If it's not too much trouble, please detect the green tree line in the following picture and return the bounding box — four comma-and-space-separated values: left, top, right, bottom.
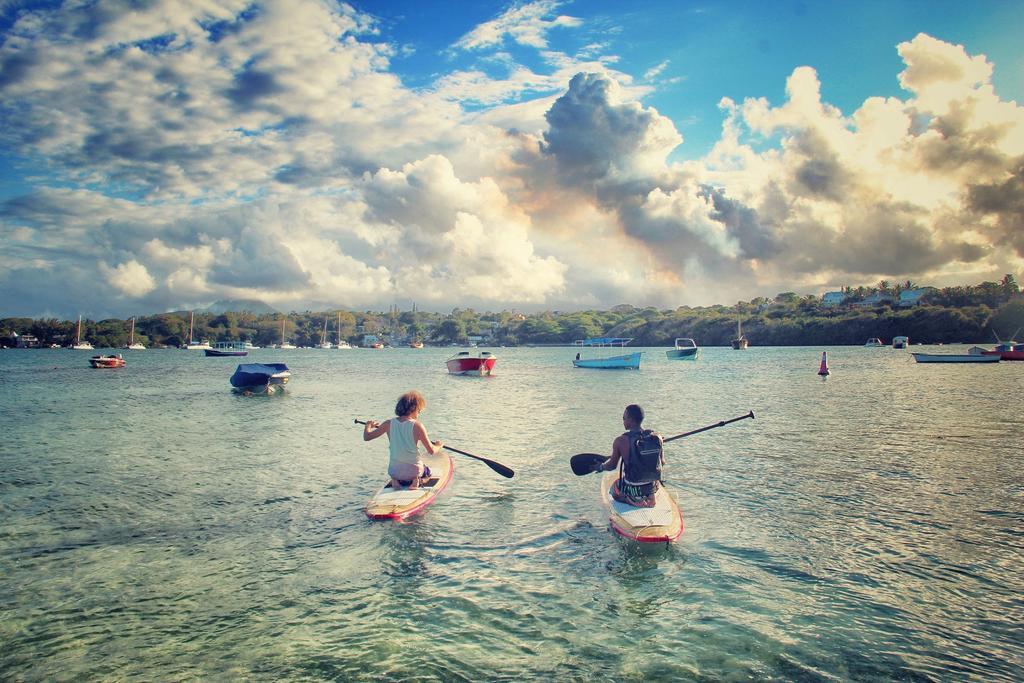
2, 277, 1021, 348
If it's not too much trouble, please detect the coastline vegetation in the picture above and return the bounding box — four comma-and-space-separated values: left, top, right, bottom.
2, 277, 1021, 349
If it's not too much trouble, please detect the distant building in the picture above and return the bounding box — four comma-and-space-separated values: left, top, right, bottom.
15, 333, 40, 348
898, 288, 932, 307
822, 291, 847, 306
855, 292, 894, 307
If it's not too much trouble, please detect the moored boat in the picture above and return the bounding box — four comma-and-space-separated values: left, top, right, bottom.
409, 341, 424, 349
573, 338, 642, 369
71, 315, 94, 350
125, 317, 145, 350
184, 311, 211, 350
229, 362, 291, 394
731, 315, 748, 350
365, 451, 454, 520
892, 335, 908, 349
911, 352, 999, 363
89, 354, 125, 368
981, 341, 1024, 361
599, 471, 683, 544
666, 337, 698, 360
864, 337, 885, 347
446, 350, 497, 375
205, 341, 249, 357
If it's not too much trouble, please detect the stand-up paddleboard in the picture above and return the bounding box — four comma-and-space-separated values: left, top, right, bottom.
365, 451, 454, 521
600, 471, 683, 543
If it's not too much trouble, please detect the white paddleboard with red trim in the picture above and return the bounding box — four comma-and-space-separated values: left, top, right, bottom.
600, 471, 683, 543
365, 451, 454, 521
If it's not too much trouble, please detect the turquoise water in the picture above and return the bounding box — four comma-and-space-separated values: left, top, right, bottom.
1, 345, 1022, 681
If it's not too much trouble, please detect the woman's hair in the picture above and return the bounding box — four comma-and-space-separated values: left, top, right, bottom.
395, 390, 426, 417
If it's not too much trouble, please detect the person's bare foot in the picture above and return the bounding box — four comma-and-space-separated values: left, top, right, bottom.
408, 477, 420, 490
390, 478, 402, 489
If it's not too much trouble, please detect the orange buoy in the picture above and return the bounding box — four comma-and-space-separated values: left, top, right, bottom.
818, 351, 830, 376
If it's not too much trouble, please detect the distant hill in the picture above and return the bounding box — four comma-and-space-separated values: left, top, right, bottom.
204, 299, 278, 315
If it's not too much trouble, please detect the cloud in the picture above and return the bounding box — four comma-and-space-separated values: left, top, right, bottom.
453, 0, 581, 51
102, 260, 157, 296
0, 1, 1021, 319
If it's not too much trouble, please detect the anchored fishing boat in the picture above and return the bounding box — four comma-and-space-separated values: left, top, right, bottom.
229, 362, 291, 394
892, 336, 908, 349
665, 338, 698, 360
446, 350, 497, 375
365, 450, 454, 520
572, 338, 642, 369
89, 354, 125, 368
864, 337, 885, 347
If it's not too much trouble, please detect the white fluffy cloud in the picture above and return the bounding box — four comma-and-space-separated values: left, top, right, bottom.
0, 1, 1020, 318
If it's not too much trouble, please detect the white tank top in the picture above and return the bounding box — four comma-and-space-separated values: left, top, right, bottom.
388, 418, 421, 467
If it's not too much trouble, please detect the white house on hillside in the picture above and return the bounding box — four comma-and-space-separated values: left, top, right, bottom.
822, 291, 847, 306
898, 288, 933, 306
855, 292, 895, 306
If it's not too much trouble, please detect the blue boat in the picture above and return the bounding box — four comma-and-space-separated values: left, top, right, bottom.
230, 363, 291, 394
572, 338, 643, 369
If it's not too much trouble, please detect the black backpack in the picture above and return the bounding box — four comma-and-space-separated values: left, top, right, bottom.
622, 429, 663, 484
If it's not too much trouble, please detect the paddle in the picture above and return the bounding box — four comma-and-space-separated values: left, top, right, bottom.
570, 411, 756, 475
354, 419, 514, 478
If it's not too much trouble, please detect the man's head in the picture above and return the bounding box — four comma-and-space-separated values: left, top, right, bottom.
622, 404, 644, 429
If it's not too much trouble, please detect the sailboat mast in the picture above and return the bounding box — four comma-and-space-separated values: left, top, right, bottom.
76, 315, 82, 345
280, 318, 285, 345
188, 311, 194, 344
337, 312, 341, 346
129, 317, 135, 345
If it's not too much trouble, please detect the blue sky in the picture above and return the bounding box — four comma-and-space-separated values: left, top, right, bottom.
1, 0, 1022, 318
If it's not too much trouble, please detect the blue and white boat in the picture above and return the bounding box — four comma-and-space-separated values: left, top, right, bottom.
230, 363, 291, 394
572, 338, 642, 369
666, 338, 699, 360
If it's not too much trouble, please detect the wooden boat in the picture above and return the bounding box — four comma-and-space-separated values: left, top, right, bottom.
573, 338, 642, 369
447, 350, 496, 375
71, 315, 94, 350
89, 354, 125, 368
599, 471, 683, 544
730, 316, 748, 350
230, 362, 291, 394
892, 336, 908, 349
205, 341, 248, 357
666, 337, 698, 360
365, 451, 454, 520
911, 352, 999, 363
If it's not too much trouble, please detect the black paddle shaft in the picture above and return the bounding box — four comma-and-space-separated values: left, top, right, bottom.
354, 419, 514, 478
663, 410, 755, 444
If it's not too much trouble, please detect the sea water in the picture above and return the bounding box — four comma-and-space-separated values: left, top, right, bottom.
1, 346, 1021, 681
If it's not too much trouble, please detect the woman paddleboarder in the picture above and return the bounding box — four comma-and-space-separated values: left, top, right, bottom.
362, 390, 444, 490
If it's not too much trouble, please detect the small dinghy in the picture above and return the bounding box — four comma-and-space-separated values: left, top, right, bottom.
365, 451, 454, 520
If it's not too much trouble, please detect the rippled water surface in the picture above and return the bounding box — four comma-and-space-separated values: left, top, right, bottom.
2, 345, 1022, 681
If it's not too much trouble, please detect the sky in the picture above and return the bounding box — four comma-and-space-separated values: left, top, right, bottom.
1, 0, 1022, 319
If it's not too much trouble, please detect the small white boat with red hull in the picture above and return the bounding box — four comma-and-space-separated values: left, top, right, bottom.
446, 350, 496, 375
